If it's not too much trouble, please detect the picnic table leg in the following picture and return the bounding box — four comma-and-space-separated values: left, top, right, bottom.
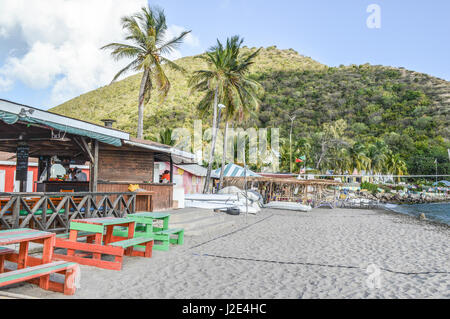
144, 241, 153, 258
104, 225, 114, 245
0, 255, 5, 273
163, 217, 169, 231
125, 222, 136, 256
17, 241, 29, 270
67, 229, 79, 257
92, 232, 103, 260
39, 236, 54, 290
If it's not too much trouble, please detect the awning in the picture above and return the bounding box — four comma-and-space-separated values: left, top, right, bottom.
214, 163, 261, 178
0, 100, 127, 147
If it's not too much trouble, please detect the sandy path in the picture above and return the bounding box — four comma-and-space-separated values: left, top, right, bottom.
3, 208, 449, 299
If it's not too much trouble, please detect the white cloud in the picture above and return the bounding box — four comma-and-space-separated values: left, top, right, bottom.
0, 0, 199, 106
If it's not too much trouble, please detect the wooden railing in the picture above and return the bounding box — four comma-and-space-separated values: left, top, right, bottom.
0, 192, 136, 232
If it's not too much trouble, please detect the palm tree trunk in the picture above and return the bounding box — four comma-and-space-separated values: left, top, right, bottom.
203, 87, 219, 194
137, 69, 150, 139
219, 121, 229, 190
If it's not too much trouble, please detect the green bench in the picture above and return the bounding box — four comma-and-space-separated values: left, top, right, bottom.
0, 261, 79, 295
113, 226, 184, 252
108, 237, 154, 258
153, 229, 184, 252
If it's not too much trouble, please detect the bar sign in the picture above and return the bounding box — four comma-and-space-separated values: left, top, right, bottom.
16, 142, 29, 181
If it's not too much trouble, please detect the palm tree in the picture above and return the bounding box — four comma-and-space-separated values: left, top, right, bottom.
189, 36, 262, 193
158, 128, 174, 146
386, 151, 408, 183
367, 139, 389, 175
349, 142, 371, 173
102, 5, 191, 139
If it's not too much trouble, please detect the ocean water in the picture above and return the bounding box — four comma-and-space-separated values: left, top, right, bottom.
384, 203, 450, 226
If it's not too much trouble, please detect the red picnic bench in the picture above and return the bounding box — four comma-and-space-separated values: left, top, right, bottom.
53, 217, 154, 271
0, 229, 79, 295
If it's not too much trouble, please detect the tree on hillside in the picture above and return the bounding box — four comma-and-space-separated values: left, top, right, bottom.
189, 36, 262, 193
102, 5, 191, 139
386, 151, 408, 183
158, 128, 174, 146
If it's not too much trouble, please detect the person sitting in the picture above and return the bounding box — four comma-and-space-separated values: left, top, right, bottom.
161, 170, 171, 184
74, 167, 87, 182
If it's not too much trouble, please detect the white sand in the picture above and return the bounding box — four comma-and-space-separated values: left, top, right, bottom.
3, 208, 450, 299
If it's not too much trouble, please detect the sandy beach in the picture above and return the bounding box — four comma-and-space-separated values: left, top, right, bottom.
2, 208, 449, 299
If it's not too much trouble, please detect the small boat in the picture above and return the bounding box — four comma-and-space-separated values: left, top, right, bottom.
264, 202, 312, 212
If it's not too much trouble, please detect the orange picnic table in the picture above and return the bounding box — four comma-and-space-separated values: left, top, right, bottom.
53, 217, 154, 271
0, 228, 79, 295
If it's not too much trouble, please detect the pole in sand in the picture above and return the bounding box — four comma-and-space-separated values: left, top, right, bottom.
244, 154, 248, 225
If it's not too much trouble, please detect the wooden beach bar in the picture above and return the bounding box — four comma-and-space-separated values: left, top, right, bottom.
223, 176, 342, 208
0, 99, 195, 232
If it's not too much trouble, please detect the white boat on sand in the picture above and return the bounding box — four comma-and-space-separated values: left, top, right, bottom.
264, 202, 312, 212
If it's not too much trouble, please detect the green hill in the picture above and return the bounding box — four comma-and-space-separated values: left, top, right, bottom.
52, 46, 450, 176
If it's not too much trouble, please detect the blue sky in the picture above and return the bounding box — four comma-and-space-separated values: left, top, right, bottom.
0, 0, 449, 110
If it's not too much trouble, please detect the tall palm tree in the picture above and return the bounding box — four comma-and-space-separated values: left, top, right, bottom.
102, 5, 191, 139
189, 36, 262, 193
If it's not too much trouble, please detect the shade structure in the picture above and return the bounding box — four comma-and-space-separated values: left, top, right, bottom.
214, 163, 261, 178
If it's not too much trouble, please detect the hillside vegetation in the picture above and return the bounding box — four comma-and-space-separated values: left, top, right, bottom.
52, 46, 450, 176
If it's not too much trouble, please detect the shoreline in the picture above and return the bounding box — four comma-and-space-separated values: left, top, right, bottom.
375, 206, 450, 230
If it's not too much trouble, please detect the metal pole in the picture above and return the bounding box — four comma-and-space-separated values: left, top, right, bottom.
244, 153, 248, 225
436, 159, 438, 184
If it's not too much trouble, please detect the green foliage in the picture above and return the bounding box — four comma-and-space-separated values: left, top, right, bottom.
51, 47, 450, 176
361, 182, 379, 194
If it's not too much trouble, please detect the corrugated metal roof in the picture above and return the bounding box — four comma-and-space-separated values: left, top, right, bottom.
177, 164, 208, 177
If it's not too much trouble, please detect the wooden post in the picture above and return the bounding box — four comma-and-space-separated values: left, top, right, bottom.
90, 140, 99, 193
93, 140, 99, 192
170, 157, 174, 184
46, 157, 51, 181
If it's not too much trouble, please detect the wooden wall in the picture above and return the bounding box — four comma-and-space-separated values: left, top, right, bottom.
98, 183, 173, 211
98, 150, 154, 183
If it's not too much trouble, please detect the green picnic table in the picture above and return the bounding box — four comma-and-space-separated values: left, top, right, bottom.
114, 213, 183, 252
129, 212, 171, 232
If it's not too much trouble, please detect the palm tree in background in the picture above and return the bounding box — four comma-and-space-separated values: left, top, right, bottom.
349, 142, 371, 173
189, 36, 262, 193
386, 151, 408, 183
158, 128, 174, 146
102, 5, 191, 139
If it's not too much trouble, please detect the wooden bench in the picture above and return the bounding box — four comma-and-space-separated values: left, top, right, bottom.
108, 237, 154, 258
0, 261, 79, 295
56, 231, 97, 240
